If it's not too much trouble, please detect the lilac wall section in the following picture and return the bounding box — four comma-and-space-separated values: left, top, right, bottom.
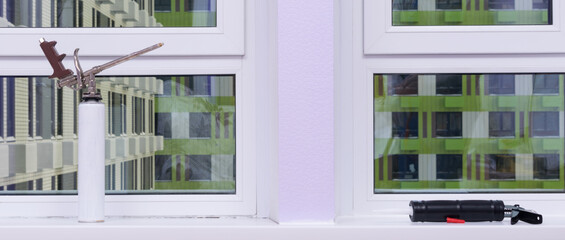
277, 0, 334, 223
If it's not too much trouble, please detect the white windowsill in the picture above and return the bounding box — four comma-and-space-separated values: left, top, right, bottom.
3, 215, 565, 240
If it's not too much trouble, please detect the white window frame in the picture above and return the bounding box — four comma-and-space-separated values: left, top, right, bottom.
0, 0, 244, 56
338, 0, 565, 218
364, 0, 564, 55
0, 0, 257, 217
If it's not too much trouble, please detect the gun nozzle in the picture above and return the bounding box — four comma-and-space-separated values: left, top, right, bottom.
158, 43, 164, 47
39, 38, 46, 43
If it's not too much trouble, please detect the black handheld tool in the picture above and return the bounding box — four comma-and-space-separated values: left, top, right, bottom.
409, 200, 542, 225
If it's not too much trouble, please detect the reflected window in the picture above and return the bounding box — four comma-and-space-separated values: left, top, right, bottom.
186, 76, 211, 96
436, 154, 462, 180
35, 78, 54, 140
392, 0, 550, 26
392, 112, 418, 138
3, 0, 216, 27
436, 74, 462, 95
533, 0, 550, 9
486, 154, 516, 180
187, 155, 212, 181
122, 160, 136, 190
0, 75, 234, 194
186, 0, 214, 11
149, 100, 154, 134
28, 78, 34, 137
111, 93, 125, 136
434, 112, 462, 137
158, 76, 173, 97
392, 0, 418, 10
487, 74, 515, 95
0, 78, 3, 138
388, 74, 418, 95
155, 112, 172, 139
489, 112, 515, 137
133, 97, 145, 135
531, 111, 559, 137
6, 78, 15, 138
57, 172, 77, 191
155, 0, 172, 12
391, 155, 419, 180
96, 11, 113, 28
155, 155, 172, 181
489, 0, 515, 10
56, 88, 63, 136
533, 74, 559, 95
190, 112, 211, 138
436, 0, 462, 10
534, 154, 560, 179
374, 73, 565, 193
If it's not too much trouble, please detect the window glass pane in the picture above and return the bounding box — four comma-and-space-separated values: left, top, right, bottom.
0, 75, 235, 194
111, 92, 123, 136
533, 154, 559, 179
533, 74, 559, 94
1, 0, 217, 28
393, 0, 418, 10
437, 0, 462, 10
391, 154, 419, 180
35, 77, 54, 140
436, 154, 463, 179
531, 111, 559, 137
0, 78, 3, 138
374, 73, 564, 193
6, 78, 15, 138
392, 0, 551, 26
489, 112, 515, 137
186, 155, 212, 181
387, 74, 418, 95
392, 112, 419, 138
487, 74, 515, 95
186, 76, 212, 96
488, 0, 515, 10
486, 154, 516, 180
434, 112, 462, 137
155, 155, 172, 181
533, 0, 550, 9
436, 74, 462, 95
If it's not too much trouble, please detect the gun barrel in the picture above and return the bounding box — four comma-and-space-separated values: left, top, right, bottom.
90, 43, 164, 75
57, 75, 79, 89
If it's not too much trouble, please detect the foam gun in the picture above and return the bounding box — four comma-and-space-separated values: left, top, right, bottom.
409, 200, 543, 225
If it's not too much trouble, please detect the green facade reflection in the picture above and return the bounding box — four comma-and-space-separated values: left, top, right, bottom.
392, 0, 551, 26
374, 74, 564, 193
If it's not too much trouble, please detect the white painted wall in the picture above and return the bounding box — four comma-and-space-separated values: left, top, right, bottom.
277, 0, 334, 223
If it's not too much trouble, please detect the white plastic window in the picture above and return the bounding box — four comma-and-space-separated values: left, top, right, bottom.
338, 0, 565, 217
0, 0, 255, 217
364, 0, 564, 54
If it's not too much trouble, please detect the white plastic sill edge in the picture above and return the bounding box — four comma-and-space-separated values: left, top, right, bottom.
1, 215, 565, 240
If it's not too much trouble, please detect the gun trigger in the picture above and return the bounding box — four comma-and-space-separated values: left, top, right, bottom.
511, 209, 543, 225
39, 38, 73, 80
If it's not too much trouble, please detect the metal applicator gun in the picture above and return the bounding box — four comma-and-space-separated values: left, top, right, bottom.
39, 38, 162, 223
409, 200, 543, 225
39, 38, 163, 100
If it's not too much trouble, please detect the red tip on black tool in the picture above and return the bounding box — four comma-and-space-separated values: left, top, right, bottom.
39, 38, 73, 79
446, 217, 465, 224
